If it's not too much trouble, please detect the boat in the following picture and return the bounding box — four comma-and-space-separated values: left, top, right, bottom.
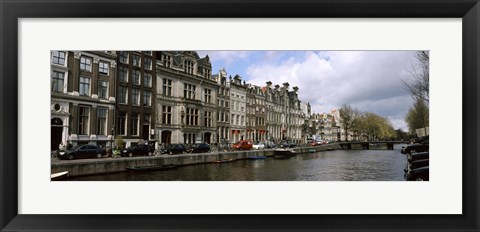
51, 171, 69, 181
246, 156, 267, 160
212, 158, 234, 163
308, 148, 316, 153
126, 164, 178, 171
274, 148, 296, 158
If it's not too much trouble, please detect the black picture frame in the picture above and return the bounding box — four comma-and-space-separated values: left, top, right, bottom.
1, 0, 479, 231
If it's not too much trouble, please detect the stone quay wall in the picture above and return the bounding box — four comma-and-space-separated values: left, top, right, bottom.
51, 144, 340, 177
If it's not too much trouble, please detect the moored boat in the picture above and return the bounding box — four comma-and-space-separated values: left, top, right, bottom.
212, 158, 234, 163
51, 171, 69, 181
126, 164, 178, 171
274, 148, 296, 158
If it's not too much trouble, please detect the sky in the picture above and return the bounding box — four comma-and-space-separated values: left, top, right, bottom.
197, 51, 421, 131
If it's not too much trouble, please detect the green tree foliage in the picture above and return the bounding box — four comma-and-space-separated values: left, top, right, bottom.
353, 112, 395, 141
339, 104, 360, 141
405, 97, 429, 134
114, 136, 125, 149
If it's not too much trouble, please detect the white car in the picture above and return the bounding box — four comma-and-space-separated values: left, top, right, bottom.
252, 142, 265, 150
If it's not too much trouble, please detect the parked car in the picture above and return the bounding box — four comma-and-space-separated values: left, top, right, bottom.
58, 144, 106, 160
401, 137, 429, 154
190, 143, 211, 153
165, 144, 187, 155
279, 140, 296, 148
265, 141, 276, 149
121, 144, 155, 157
309, 140, 318, 146
405, 166, 429, 181
252, 142, 265, 150
232, 140, 253, 150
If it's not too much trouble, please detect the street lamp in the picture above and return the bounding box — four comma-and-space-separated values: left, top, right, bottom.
111, 127, 115, 155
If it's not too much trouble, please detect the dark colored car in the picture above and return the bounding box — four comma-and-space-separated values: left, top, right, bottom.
405, 166, 429, 181
58, 144, 106, 160
407, 152, 429, 163
121, 144, 155, 157
401, 138, 429, 154
279, 141, 296, 148
190, 143, 211, 153
165, 144, 187, 155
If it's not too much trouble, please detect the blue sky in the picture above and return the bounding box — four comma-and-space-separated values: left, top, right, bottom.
197, 51, 420, 131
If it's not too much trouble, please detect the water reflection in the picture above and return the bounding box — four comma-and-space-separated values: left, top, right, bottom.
70, 145, 407, 181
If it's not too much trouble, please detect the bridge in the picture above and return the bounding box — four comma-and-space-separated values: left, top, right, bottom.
337, 141, 406, 150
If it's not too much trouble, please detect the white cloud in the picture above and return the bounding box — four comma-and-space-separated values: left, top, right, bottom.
245, 51, 418, 130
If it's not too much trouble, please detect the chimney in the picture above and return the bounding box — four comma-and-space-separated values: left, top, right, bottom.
293, 86, 299, 92
283, 82, 290, 89
274, 85, 280, 90
266, 81, 272, 87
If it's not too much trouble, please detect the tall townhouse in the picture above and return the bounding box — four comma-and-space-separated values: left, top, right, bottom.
287, 86, 303, 143
212, 68, 230, 144
115, 51, 156, 147
245, 84, 255, 141
246, 85, 267, 142
50, 51, 117, 150
156, 51, 216, 145
229, 75, 247, 142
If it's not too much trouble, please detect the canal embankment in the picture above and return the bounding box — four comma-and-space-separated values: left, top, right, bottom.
51, 143, 341, 177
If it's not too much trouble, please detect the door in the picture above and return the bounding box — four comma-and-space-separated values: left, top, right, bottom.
51, 118, 63, 151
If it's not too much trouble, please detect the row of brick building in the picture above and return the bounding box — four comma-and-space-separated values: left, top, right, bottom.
50, 51, 310, 150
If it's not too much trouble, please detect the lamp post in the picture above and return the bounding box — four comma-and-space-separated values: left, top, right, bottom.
110, 127, 115, 155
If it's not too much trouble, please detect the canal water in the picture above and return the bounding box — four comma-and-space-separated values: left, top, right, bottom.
70, 144, 408, 181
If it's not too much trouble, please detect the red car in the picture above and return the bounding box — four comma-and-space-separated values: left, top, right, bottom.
232, 140, 253, 150
309, 140, 318, 146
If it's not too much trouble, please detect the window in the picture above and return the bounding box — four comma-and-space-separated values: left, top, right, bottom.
51, 71, 64, 92
143, 51, 152, 55
162, 105, 172, 124
99, 61, 109, 75
79, 77, 90, 96
204, 111, 212, 127
143, 73, 152, 87
97, 108, 107, 135
80, 56, 92, 71
118, 66, 128, 82
186, 108, 198, 126
132, 54, 141, 67
163, 79, 172, 96
52, 51, 66, 65
162, 54, 172, 67
231, 114, 235, 124
184, 84, 196, 99
98, 80, 108, 99
204, 68, 211, 79
204, 88, 212, 104
225, 113, 229, 122
143, 90, 151, 106
225, 100, 229, 108
119, 52, 129, 64
184, 60, 194, 74
237, 115, 240, 125
144, 57, 152, 70
131, 89, 140, 105
118, 112, 126, 135
78, 106, 90, 135
118, 86, 127, 104
132, 70, 140, 85
241, 116, 245, 126
130, 113, 139, 135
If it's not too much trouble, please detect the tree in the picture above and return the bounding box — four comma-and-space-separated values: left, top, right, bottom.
339, 104, 360, 141
405, 97, 429, 135
402, 51, 429, 102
